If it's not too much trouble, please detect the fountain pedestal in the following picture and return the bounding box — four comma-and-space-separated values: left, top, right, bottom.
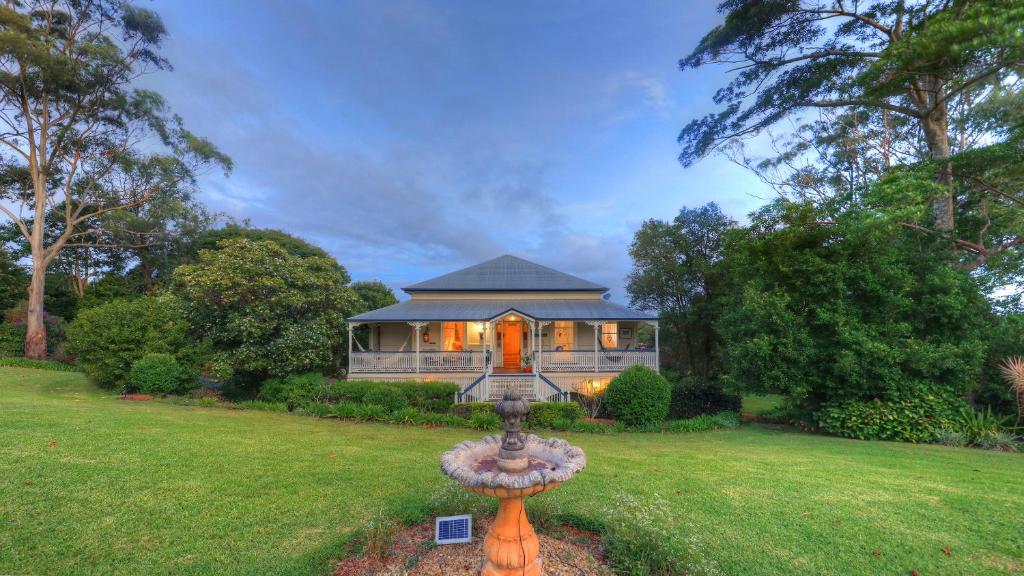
470, 483, 560, 576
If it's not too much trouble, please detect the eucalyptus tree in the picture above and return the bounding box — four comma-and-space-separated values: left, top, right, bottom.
0, 1, 229, 358
680, 1, 1024, 270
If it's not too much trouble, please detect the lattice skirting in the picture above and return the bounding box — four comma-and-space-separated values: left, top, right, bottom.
347, 372, 481, 387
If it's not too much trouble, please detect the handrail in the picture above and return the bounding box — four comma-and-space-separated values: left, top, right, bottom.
458, 374, 487, 403
537, 373, 568, 402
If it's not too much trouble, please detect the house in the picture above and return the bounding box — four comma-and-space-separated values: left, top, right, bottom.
347, 255, 659, 402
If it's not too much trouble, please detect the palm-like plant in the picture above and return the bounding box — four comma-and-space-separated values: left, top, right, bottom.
999, 356, 1024, 422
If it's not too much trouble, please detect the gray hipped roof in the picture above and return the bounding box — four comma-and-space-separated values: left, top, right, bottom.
349, 298, 657, 322
403, 255, 607, 293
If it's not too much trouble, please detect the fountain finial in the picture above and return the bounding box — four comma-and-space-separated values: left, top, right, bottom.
494, 389, 530, 471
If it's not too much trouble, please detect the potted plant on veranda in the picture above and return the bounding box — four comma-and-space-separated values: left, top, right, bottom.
521, 352, 533, 373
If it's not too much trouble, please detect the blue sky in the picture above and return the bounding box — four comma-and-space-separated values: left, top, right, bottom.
143, 0, 772, 301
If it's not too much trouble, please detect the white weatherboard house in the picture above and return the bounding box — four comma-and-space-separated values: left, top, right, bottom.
347, 255, 659, 402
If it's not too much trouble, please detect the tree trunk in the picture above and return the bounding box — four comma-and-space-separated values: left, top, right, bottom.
921, 107, 955, 231
24, 260, 47, 359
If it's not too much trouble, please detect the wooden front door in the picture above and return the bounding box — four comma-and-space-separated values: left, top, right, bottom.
502, 320, 521, 369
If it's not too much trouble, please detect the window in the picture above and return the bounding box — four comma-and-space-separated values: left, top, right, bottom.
600, 322, 618, 349
466, 322, 486, 347
443, 322, 465, 351
553, 321, 574, 350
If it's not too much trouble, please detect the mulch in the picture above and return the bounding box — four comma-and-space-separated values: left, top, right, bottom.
333, 516, 611, 576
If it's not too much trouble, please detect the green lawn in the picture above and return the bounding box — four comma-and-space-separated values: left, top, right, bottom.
2, 368, 1022, 575
742, 393, 785, 415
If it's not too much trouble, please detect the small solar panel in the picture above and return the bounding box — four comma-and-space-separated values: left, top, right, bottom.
435, 514, 472, 545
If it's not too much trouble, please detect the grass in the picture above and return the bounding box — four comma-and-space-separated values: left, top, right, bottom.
742, 393, 785, 415
2, 368, 1022, 575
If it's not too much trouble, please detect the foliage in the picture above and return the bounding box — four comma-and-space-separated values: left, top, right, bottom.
574, 379, 605, 419
353, 404, 388, 422
325, 380, 458, 413
978, 431, 1019, 453
351, 280, 399, 313
955, 407, 1012, 448
468, 411, 502, 431
127, 354, 190, 395
678, 0, 1024, 274
668, 374, 742, 419
387, 407, 421, 425
65, 296, 202, 389
171, 238, 359, 379
628, 203, 734, 379
363, 386, 409, 413
0, 0, 230, 359
184, 224, 340, 267
0, 248, 26, 313
816, 396, 963, 443
0, 357, 79, 371
604, 365, 672, 426
718, 202, 990, 413
936, 430, 967, 448
258, 372, 334, 409
525, 402, 585, 429
236, 400, 288, 413
331, 402, 359, 420
978, 314, 1024, 417
600, 491, 716, 576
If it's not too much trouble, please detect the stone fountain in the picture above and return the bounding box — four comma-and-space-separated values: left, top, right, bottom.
440, 391, 586, 576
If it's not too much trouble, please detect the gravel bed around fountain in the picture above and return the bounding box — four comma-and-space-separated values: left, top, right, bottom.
332, 516, 611, 576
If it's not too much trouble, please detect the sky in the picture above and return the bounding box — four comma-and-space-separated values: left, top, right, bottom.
142, 0, 773, 302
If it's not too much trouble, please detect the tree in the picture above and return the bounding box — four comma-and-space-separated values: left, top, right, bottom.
716, 200, 989, 410
680, 1, 1024, 264
170, 239, 360, 381
626, 203, 734, 382
0, 245, 26, 312
351, 280, 398, 312
0, 1, 229, 358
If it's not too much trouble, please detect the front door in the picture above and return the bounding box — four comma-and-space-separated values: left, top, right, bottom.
502, 320, 521, 369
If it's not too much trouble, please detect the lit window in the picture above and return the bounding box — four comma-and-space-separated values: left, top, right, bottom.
443, 322, 465, 351
601, 322, 618, 349
466, 322, 485, 346
553, 321, 574, 350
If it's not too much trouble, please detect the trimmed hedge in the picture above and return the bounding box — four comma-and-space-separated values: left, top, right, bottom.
816, 395, 963, 443
363, 386, 409, 412
329, 380, 459, 413
604, 365, 671, 426
450, 401, 585, 428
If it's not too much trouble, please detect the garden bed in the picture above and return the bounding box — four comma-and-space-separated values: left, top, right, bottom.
332, 515, 610, 576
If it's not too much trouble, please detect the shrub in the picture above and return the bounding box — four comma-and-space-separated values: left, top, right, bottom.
238, 400, 288, 413
66, 296, 202, 389
388, 407, 421, 425
363, 385, 409, 413
668, 376, 742, 419
935, 429, 967, 447
816, 395, 963, 443
956, 406, 1011, 446
0, 357, 79, 371
450, 402, 495, 419
354, 404, 388, 422
712, 411, 741, 428
979, 431, 1019, 452
664, 414, 718, 433
332, 401, 359, 419
418, 412, 468, 427
468, 411, 501, 431
332, 380, 458, 413
127, 353, 191, 395
527, 402, 585, 429
258, 372, 331, 409
0, 321, 23, 357
604, 365, 671, 426
298, 401, 332, 418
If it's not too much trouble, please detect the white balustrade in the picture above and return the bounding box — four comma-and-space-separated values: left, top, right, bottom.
539, 350, 656, 372
349, 351, 485, 373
